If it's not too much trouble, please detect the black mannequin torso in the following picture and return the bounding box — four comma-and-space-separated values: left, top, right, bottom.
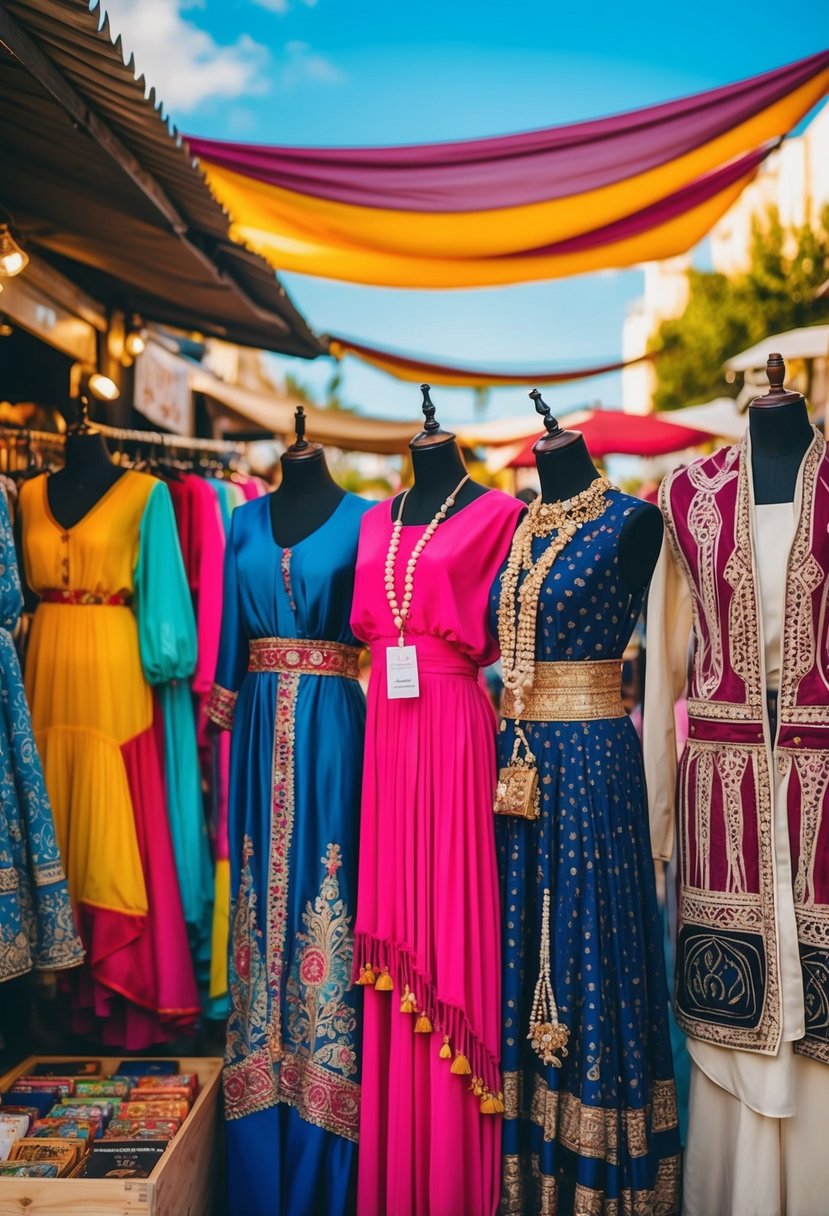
392, 440, 488, 524
535, 436, 663, 595
47, 432, 126, 531
749, 399, 813, 504
269, 449, 345, 548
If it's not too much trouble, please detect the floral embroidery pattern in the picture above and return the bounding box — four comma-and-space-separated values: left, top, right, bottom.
281, 548, 297, 614
223, 836, 278, 1119
223, 703, 361, 1137
205, 683, 237, 732
266, 673, 300, 1063
225, 673, 300, 1118
282, 844, 360, 1138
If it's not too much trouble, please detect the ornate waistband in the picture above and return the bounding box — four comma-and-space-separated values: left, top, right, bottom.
248, 638, 361, 680
502, 659, 623, 722
40, 588, 131, 607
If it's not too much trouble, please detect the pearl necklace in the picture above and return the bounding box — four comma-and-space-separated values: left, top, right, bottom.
385, 474, 470, 646
498, 477, 613, 715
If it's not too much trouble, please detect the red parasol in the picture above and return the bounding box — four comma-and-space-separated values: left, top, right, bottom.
507, 410, 711, 466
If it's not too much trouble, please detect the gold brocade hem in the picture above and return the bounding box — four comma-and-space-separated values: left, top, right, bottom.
279, 1051, 360, 1142
501, 660, 623, 722
502, 1151, 681, 1216
205, 683, 237, 731
503, 1072, 679, 1164
248, 637, 361, 680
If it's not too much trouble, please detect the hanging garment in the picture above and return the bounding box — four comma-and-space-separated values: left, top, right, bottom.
168, 473, 226, 996
350, 488, 523, 1216
644, 429, 829, 1211
207, 491, 371, 1216
493, 488, 680, 1216
645, 431, 829, 1062
19, 470, 200, 1047
0, 487, 83, 982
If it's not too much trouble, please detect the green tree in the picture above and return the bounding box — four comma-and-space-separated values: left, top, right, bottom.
651, 205, 829, 411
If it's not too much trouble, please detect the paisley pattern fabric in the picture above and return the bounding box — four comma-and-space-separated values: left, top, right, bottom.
491, 489, 681, 1215
0, 486, 83, 982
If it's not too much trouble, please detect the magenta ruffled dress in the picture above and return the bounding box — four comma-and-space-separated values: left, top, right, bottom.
351, 490, 523, 1216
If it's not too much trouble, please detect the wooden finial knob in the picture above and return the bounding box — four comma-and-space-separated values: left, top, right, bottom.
748, 351, 804, 410
293, 405, 308, 450
420, 384, 440, 432
766, 353, 786, 390
530, 388, 562, 436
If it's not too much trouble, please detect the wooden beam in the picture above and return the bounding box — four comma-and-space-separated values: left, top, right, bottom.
0, 5, 290, 336
0, 6, 186, 236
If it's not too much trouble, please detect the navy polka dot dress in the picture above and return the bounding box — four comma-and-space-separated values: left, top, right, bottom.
491, 490, 681, 1215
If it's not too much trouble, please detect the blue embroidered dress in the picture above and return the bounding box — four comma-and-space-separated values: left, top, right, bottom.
0, 487, 83, 982
207, 492, 371, 1216
491, 489, 681, 1215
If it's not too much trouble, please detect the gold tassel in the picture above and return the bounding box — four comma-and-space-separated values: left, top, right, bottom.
480, 1090, 505, 1115
470, 1076, 484, 1097
399, 986, 417, 1014
439, 1035, 452, 1060
375, 967, 394, 991
414, 1013, 433, 1034
450, 1053, 471, 1075
356, 964, 376, 986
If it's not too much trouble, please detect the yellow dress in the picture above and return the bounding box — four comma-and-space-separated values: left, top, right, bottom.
20, 469, 200, 1047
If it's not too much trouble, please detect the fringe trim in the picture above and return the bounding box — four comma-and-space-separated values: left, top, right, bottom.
354, 932, 502, 1100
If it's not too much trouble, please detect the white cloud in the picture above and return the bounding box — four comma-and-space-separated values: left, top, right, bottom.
100, 0, 270, 113
281, 39, 344, 88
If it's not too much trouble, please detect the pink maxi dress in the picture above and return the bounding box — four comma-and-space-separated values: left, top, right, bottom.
351, 489, 523, 1216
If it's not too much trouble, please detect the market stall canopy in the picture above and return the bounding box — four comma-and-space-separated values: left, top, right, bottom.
189, 368, 419, 456
0, 0, 321, 357
658, 397, 746, 440
327, 334, 652, 388
506, 410, 713, 468
187, 51, 829, 288
725, 325, 829, 372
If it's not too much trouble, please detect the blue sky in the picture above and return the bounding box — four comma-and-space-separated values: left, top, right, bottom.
102, 0, 828, 424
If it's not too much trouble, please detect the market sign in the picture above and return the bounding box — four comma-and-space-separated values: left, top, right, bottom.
0, 272, 98, 364
134, 342, 193, 435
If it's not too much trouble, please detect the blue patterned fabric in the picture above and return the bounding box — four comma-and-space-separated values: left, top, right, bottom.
212, 493, 371, 1216
490, 489, 681, 1214
0, 487, 84, 982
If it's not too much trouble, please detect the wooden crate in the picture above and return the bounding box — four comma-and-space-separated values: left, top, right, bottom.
0, 1056, 222, 1216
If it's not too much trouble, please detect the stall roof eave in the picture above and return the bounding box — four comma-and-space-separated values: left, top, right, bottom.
0, 0, 322, 357
725, 325, 829, 372
190, 370, 418, 456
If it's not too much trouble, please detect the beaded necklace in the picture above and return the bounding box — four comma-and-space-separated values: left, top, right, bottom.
385, 474, 470, 646
498, 476, 613, 714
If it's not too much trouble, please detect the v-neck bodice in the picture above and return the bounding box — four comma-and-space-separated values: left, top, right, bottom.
227, 492, 371, 646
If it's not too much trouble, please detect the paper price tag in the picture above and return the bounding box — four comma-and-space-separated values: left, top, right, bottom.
386, 645, 420, 699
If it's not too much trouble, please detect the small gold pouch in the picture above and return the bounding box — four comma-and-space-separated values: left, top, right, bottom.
494, 727, 540, 819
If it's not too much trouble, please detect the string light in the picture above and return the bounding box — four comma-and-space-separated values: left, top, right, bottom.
0, 225, 29, 278
86, 372, 120, 402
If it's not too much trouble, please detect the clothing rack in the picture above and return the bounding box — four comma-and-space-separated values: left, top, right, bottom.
0, 423, 246, 455
98, 424, 246, 455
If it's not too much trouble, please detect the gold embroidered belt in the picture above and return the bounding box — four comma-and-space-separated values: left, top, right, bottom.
502, 660, 624, 722
248, 638, 361, 680
40, 588, 131, 606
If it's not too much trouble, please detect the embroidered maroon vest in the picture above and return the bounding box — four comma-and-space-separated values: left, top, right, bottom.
662, 431, 829, 1062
